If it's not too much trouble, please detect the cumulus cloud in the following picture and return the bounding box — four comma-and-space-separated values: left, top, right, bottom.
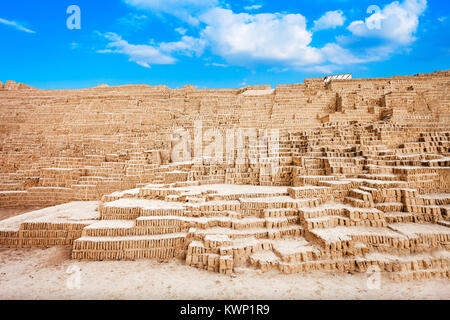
347, 0, 427, 44
199, 8, 323, 67
97, 32, 205, 68
98, 32, 175, 67
321, 43, 368, 65
0, 17, 35, 33
313, 10, 346, 31
159, 36, 207, 57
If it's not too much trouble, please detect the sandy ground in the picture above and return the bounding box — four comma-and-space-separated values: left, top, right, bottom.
0, 246, 449, 300
0, 207, 46, 221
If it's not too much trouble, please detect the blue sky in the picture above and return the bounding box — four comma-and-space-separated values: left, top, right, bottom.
0, 0, 448, 89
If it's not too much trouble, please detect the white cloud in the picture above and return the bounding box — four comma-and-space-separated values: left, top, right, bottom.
347, 0, 427, 44
159, 36, 206, 57
199, 8, 323, 67
313, 10, 346, 31
97, 32, 206, 68
206, 62, 228, 67
175, 27, 187, 35
244, 5, 263, 11
124, 0, 218, 25
118, 13, 148, 29
321, 43, 368, 65
438, 16, 447, 22
98, 32, 176, 68
0, 17, 35, 33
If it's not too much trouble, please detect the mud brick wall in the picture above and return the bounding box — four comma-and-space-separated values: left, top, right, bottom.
0, 71, 449, 207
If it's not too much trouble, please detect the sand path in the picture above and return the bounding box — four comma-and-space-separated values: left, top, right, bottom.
0, 246, 448, 300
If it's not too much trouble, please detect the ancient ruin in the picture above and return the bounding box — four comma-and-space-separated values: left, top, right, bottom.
0, 71, 449, 281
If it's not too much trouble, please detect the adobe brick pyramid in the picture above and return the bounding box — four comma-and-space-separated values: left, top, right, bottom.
0, 72, 449, 281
